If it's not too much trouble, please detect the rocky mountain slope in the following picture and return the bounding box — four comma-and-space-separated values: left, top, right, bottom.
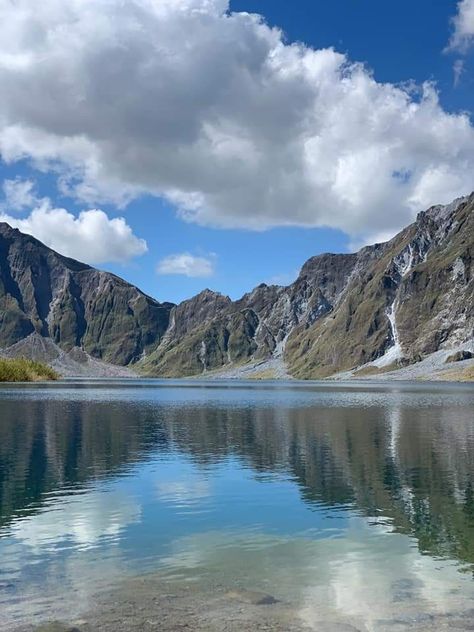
0, 194, 472, 378
141, 194, 473, 378
0, 223, 173, 366
287, 195, 474, 377
139, 253, 360, 376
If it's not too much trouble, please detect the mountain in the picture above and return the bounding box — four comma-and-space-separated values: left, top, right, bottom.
0, 223, 174, 367
139, 254, 359, 376
287, 195, 474, 377
0, 194, 473, 378
141, 194, 473, 378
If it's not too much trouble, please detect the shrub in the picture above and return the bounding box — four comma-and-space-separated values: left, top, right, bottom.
0, 358, 59, 382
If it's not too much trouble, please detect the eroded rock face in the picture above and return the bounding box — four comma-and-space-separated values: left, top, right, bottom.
287, 195, 474, 377
145, 194, 473, 378
1, 193, 473, 378
0, 224, 174, 365
140, 254, 359, 376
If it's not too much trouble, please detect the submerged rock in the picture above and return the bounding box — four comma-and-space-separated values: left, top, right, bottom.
36, 623, 82, 632
226, 589, 279, 605
313, 625, 361, 632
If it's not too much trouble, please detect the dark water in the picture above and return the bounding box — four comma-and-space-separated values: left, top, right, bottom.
1, 379, 474, 629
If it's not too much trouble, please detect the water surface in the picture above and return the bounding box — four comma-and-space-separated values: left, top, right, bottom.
1, 379, 474, 630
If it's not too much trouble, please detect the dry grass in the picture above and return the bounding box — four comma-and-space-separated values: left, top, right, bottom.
436, 365, 474, 383
352, 362, 399, 377
0, 357, 59, 382
247, 368, 278, 380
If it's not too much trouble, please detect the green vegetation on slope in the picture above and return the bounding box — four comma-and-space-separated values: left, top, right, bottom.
0, 357, 59, 382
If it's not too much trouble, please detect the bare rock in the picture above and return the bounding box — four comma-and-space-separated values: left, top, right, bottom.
446, 350, 473, 363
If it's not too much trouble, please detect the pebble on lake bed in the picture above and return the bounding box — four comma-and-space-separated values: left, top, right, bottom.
225, 589, 279, 605
35, 623, 82, 632
312, 624, 362, 632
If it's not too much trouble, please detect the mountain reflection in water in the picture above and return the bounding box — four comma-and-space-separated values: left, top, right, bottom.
0, 380, 474, 628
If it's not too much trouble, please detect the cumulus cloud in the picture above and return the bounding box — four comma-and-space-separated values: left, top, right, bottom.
0, 0, 473, 243
0, 198, 147, 264
2, 177, 37, 211
156, 252, 215, 277
447, 0, 474, 52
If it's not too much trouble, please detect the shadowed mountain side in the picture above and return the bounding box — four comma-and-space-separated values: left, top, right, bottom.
0, 223, 174, 366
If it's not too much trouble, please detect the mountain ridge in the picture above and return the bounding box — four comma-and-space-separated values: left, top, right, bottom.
0, 221, 174, 366
0, 194, 473, 379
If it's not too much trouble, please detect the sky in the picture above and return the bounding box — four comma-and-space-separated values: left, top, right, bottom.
0, 0, 473, 304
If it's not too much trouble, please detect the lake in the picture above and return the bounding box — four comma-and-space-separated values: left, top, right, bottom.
1, 379, 474, 631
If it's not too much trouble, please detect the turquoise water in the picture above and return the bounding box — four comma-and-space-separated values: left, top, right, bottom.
1, 379, 474, 629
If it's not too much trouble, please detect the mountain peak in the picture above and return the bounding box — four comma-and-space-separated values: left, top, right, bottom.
0, 225, 173, 364
423, 193, 472, 223
198, 288, 229, 299
0, 221, 19, 236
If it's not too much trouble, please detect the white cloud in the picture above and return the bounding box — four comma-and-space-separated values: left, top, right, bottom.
0, 1, 473, 244
156, 252, 215, 277
0, 200, 147, 264
156, 479, 212, 504
447, 0, 474, 52
453, 59, 465, 87
9, 488, 141, 552
149, 518, 474, 630
2, 177, 37, 211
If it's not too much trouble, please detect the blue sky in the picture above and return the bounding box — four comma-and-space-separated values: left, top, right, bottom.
0, 0, 473, 304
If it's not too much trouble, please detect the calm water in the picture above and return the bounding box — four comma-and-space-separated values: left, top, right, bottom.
1, 379, 474, 630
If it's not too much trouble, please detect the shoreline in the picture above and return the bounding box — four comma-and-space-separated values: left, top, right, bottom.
13, 570, 474, 632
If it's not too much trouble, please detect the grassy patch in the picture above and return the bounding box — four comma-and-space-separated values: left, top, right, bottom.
0, 358, 59, 382
436, 365, 474, 382
353, 365, 383, 377
353, 362, 400, 377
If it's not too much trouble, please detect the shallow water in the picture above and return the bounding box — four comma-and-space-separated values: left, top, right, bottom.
1, 379, 474, 630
